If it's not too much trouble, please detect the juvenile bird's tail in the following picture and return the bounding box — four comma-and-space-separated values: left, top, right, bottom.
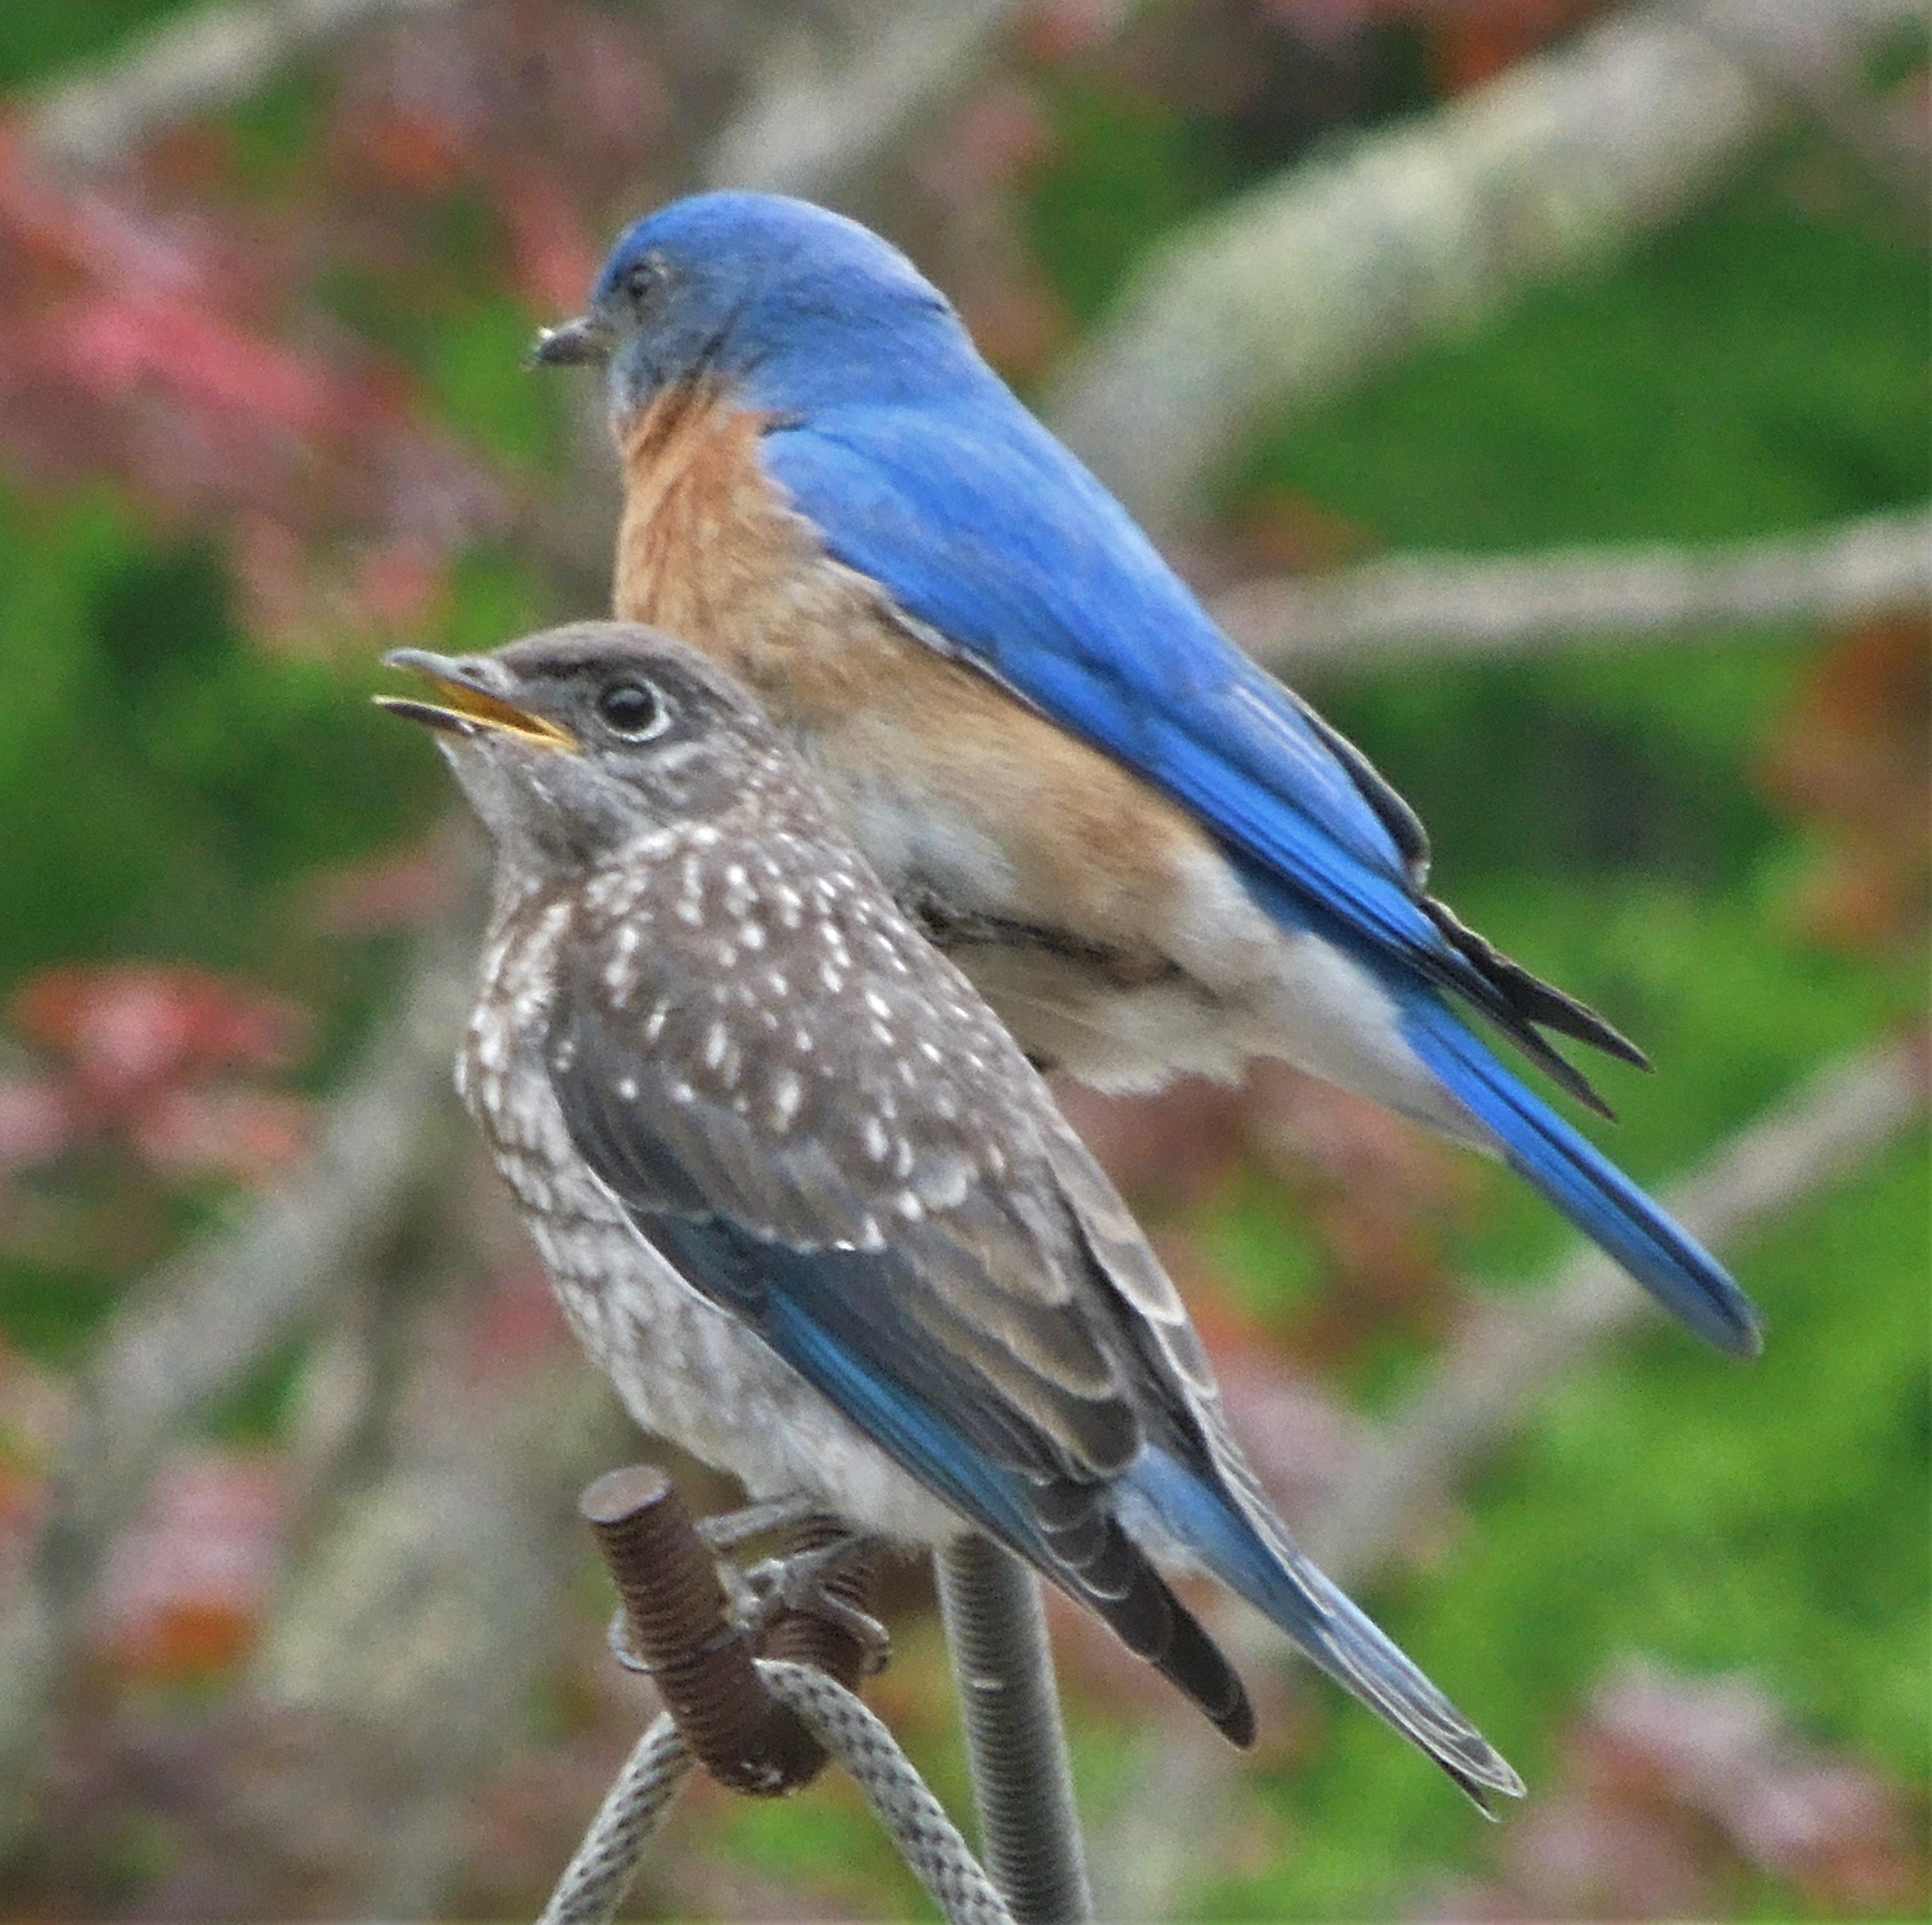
1126, 1453, 1524, 1811
1398, 993, 1762, 1356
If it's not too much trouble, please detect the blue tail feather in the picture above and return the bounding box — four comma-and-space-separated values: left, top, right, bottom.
1399, 992, 1762, 1356
1126, 1452, 1524, 1809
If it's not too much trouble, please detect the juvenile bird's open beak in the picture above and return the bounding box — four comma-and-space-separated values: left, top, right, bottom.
374, 650, 579, 751
527, 313, 614, 368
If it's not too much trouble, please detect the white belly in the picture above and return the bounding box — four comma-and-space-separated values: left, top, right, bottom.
907, 836, 1491, 1148
530, 1206, 962, 1546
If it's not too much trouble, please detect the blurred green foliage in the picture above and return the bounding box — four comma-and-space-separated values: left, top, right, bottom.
0, 485, 445, 982
0, 0, 178, 89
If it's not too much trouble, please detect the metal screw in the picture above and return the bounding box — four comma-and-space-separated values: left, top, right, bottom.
938, 1536, 1092, 1923
579, 1465, 823, 1797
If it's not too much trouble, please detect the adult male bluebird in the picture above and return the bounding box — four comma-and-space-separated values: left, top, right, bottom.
531, 192, 1761, 1359
377, 618, 1524, 1806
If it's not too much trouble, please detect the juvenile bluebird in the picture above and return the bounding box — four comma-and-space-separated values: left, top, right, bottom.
377, 618, 1525, 1806
530, 192, 1761, 1358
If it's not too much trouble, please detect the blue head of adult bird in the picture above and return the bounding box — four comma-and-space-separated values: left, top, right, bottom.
529, 191, 1761, 1361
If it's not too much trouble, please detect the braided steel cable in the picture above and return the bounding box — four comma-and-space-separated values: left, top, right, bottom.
761, 1659, 1015, 1925
537, 1713, 693, 1925
534, 1667, 1016, 1925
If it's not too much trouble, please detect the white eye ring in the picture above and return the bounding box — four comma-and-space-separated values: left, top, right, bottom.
596, 679, 671, 742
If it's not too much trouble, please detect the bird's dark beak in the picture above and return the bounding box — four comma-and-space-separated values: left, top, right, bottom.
374, 649, 579, 751
527, 313, 614, 369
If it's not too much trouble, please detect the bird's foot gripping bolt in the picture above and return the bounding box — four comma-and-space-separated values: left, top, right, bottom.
745, 1528, 892, 1679
695, 1492, 822, 1554
579, 1466, 881, 1795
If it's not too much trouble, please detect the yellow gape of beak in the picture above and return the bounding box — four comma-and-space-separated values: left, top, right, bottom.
374, 650, 579, 751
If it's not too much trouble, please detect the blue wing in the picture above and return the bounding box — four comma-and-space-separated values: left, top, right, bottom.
762, 405, 1656, 1101
764, 404, 1451, 966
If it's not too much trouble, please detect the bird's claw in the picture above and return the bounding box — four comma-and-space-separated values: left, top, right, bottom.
605, 1606, 650, 1674
714, 1556, 766, 1630
796, 1592, 892, 1675
694, 1493, 822, 1554
741, 1536, 892, 1673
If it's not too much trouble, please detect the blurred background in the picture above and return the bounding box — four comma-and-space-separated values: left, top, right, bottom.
0, 0, 1925, 1917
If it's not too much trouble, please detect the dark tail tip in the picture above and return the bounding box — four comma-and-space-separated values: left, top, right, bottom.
1158, 1598, 1256, 1746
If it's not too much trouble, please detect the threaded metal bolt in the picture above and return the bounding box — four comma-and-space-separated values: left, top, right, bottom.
938, 1536, 1092, 1923
579, 1466, 822, 1797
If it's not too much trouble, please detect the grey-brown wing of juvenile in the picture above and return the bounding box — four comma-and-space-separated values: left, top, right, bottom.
546, 820, 1252, 1742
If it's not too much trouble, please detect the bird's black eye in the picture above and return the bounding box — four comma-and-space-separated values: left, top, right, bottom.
596, 679, 666, 740
622, 255, 662, 309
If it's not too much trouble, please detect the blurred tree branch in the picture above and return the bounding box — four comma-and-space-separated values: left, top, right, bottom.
1213, 506, 1932, 669
1043, 0, 1924, 532
1685, 0, 1931, 235
229, 1362, 622, 1916
1310, 1036, 1927, 1586
701, 0, 1032, 208
25, 0, 472, 172
0, 917, 477, 1846
24, 0, 1047, 210
44, 919, 475, 1576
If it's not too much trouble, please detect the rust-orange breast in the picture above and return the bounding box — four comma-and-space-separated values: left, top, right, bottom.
609, 380, 1213, 963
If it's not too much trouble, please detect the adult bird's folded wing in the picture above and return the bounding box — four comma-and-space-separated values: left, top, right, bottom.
762, 409, 1644, 1098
